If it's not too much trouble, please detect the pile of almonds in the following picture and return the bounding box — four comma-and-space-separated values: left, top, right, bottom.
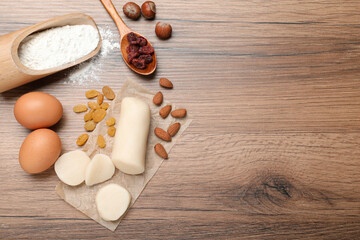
153, 78, 187, 159
73, 86, 116, 148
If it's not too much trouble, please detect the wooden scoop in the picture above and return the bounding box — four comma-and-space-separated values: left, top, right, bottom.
100, 0, 157, 75
0, 13, 102, 93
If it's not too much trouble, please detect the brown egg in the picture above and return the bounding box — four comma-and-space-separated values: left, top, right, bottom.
19, 129, 62, 174
14, 92, 63, 129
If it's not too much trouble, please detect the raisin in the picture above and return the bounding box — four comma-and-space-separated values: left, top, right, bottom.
126, 44, 139, 54
128, 51, 140, 63
138, 37, 147, 46
139, 54, 153, 64
126, 32, 154, 69
132, 58, 146, 69
127, 32, 138, 43
139, 45, 154, 55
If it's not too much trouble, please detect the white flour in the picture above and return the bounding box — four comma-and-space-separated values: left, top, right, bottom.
18, 25, 99, 70
64, 26, 120, 85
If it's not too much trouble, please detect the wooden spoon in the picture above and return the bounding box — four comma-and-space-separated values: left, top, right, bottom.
100, 0, 157, 75
0, 13, 102, 93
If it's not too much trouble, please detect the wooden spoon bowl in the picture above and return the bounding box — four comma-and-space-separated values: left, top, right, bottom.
100, 0, 157, 75
120, 32, 157, 75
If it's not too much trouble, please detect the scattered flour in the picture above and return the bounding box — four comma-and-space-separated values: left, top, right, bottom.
64, 26, 120, 85
18, 25, 99, 70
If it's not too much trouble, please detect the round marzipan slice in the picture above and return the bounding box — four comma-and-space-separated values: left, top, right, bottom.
95, 184, 131, 221
85, 154, 115, 186
55, 150, 91, 186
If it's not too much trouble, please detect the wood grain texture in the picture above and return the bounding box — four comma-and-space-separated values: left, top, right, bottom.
1, 0, 360, 239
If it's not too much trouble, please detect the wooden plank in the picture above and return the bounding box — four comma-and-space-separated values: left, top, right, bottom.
1, 0, 360, 239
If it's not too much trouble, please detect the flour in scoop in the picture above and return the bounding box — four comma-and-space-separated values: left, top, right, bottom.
18, 25, 99, 70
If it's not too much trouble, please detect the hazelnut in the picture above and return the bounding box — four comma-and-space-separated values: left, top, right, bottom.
123, 2, 141, 20
141, 1, 156, 20
155, 22, 172, 39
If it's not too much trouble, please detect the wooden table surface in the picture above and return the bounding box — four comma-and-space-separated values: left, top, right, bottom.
1, 0, 360, 239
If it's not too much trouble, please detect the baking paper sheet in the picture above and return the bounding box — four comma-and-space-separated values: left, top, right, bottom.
56, 79, 192, 231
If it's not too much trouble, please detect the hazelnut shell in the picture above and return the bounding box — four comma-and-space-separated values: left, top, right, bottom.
155, 22, 172, 39
141, 1, 156, 20
123, 2, 141, 20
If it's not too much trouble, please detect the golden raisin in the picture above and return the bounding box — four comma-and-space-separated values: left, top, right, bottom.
106, 117, 116, 126
101, 102, 109, 110
85, 90, 99, 99
97, 94, 104, 105
84, 109, 94, 122
107, 126, 116, 137
84, 120, 96, 132
73, 104, 88, 113
93, 109, 106, 123
97, 135, 106, 148
76, 134, 89, 146
102, 86, 115, 100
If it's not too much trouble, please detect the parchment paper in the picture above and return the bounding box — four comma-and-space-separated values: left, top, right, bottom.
56, 79, 192, 231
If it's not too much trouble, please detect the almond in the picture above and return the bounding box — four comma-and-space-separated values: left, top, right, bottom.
107, 126, 116, 137
84, 109, 94, 122
97, 135, 106, 148
88, 102, 100, 110
101, 102, 110, 110
102, 86, 115, 100
159, 78, 173, 89
153, 91, 163, 105
106, 117, 116, 126
154, 143, 168, 159
84, 120, 96, 132
93, 109, 106, 123
154, 127, 171, 142
171, 109, 187, 118
73, 104, 88, 113
167, 123, 181, 137
97, 94, 104, 105
85, 90, 99, 99
159, 105, 172, 119
76, 133, 89, 146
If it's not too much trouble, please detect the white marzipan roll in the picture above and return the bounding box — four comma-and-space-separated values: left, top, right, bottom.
111, 97, 150, 174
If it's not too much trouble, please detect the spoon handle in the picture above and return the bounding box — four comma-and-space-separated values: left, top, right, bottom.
100, 0, 131, 37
